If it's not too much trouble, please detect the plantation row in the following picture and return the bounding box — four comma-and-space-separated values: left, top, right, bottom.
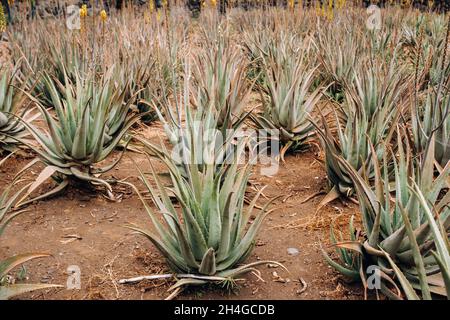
0, 6, 449, 299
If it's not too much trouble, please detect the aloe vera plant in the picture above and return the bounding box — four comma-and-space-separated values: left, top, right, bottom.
315, 28, 362, 102
250, 39, 323, 161
191, 32, 253, 133
241, 26, 270, 93
0, 68, 33, 153
110, 58, 155, 123
150, 62, 239, 176
29, 35, 87, 108
0, 157, 61, 300
314, 62, 408, 207
125, 135, 283, 296
16, 69, 140, 202
411, 79, 450, 169
400, 18, 450, 90
411, 90, 450, 167
323, 132, 450, 299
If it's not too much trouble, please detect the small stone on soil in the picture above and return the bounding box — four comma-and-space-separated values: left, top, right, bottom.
287, 247, 300, 256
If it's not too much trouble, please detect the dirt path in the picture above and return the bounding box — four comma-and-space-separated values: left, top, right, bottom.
0, 124, 363, 300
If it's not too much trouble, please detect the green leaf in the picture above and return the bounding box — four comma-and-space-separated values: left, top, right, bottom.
198, 248, 216, 276
0, 253, 51, 279
0, 283, 62, 300
382, 249, 420, 300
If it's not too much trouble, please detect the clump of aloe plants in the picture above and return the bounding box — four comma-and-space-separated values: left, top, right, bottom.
121, 71, 284, 298
323, 131, 450, 300
315, 61, 409, 207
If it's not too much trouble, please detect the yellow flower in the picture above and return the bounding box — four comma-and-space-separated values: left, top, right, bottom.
288, 0, 294, 9
211, 0, 217, 6
315, 2, 321, 16
7, 0, 14, 6
0, 5, 6, 33
156, 9, 161, 22
149, 0, 155, 13
327, 7, 334, 21
100, 9, 107, 22
80, 5, 88, 18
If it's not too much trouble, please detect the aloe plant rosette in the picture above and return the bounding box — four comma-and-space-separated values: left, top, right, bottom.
16, 70, 140, 202
251, 43, 323, 161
